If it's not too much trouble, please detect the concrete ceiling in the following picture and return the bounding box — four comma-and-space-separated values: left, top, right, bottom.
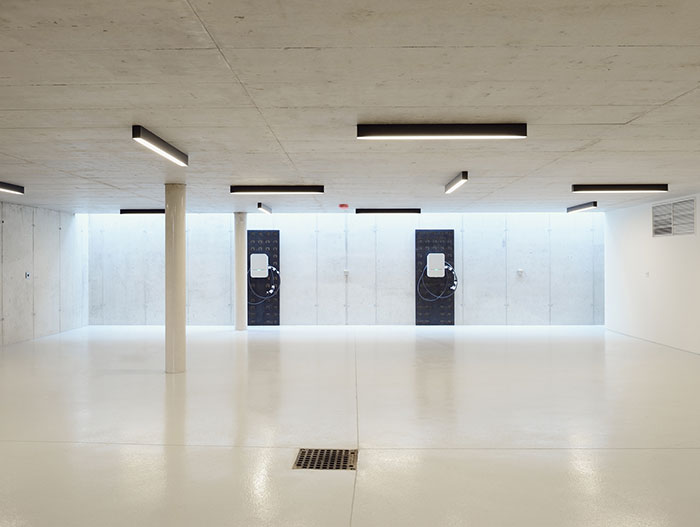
2, 0, 700, 213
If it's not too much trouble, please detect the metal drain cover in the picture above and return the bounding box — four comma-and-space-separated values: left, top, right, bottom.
293, 449, 358, 470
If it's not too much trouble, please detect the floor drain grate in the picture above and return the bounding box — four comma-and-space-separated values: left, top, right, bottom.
293, 448, 358, 470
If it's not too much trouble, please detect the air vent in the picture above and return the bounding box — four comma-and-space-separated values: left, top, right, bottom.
293, 449, 357, 470
653, 198, 695, 237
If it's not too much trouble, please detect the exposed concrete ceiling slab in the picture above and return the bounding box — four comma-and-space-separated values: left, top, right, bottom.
0, 83, 254, 110
191, 0, 700, 48
1, 0, 699, 213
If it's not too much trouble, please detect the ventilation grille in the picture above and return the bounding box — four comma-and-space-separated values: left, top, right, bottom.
293, 449, 357, 470
653, 198, 695, 237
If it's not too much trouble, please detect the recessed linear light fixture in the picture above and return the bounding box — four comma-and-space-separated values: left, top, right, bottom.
572, 184, 668, 194
567, 201, 598, 214
357, 123, 527, 140
132, 125, 188, 167
355, 208, 421, 214
257, 202, 272, 215
120, 209, 165, 214
0, 181, 24, 195
445, 172, 468, 194
230, 185, 324, 195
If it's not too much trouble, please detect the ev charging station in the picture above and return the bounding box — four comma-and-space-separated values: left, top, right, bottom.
247, 230, 281, 325
415, 230, 457, 325
250, 253, 270, 279
426, 252, 446, 278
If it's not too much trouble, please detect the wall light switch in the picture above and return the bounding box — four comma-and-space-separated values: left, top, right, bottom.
250, 253, 269, 278
427, 253, 445, 278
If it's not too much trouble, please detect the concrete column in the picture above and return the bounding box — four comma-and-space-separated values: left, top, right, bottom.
165, 184, 186, 373
234, 212, 248, 330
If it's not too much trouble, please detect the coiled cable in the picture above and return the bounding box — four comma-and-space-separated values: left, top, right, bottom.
247, 264, 281, 305
417, 261, 458, 302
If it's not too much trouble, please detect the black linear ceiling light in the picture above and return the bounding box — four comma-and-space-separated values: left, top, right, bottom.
120, 209, 165, 214
257, 202, 272, 214
357, 123, 527, 140
567, 201, 598, 214
132, 125, 188, 167
0, 181, 24, 195
230, 185, 324, 195
355, 208, 421, 214
445, 172, 469, 194
572, 184, 668, 194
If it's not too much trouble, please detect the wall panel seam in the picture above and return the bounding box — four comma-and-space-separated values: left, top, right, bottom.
32, 208, 35, 339
548, 214, 552, 325
0, 203, 3, 339
504, 216, 509, 325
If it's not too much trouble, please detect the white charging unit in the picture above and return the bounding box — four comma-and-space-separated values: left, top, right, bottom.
427, 252, 446, 278
250, 253, 269, 278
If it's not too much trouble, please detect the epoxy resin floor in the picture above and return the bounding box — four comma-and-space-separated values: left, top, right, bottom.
1, 326, 699, 526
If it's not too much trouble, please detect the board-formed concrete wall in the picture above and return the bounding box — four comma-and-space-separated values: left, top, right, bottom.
1, 203, 88, 346
88, 213, 235, 325
88, 212, 604, 326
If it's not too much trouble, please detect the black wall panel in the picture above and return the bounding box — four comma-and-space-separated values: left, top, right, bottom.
247, 230, 280, 326
415, 229, 455, 325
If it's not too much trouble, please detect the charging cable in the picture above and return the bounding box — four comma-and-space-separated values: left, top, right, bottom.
248, 264, 281, 305
417, 261, 458, 302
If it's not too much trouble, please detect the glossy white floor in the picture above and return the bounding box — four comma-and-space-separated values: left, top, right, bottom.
1, 325, 699, 526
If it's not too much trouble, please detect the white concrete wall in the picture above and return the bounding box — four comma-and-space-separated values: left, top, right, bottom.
251, 212, 604, 325
87, 212, 603, 326
89, 214, 234, 325
606, 196, 700, 353
186, 214, 234, 325
1, 203, 88, 346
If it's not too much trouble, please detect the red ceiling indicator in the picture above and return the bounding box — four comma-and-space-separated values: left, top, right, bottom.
339, 203, 349, 209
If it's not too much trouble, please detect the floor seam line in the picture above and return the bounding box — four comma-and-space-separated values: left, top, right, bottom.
2, 440, 699, 451
349, 330, 360, 527
606, 328, 700, 358
357, 446, 700, 451
0, 439, 317, 449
